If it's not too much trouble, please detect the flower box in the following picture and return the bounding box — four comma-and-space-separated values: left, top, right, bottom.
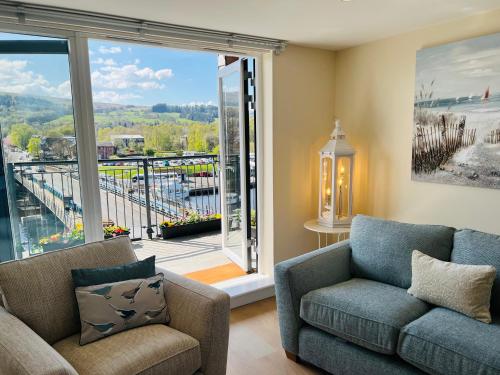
160, 219, 221, 239
104, 232, 130, 240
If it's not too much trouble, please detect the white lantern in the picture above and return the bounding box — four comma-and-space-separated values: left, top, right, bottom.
318, 119, 355, 227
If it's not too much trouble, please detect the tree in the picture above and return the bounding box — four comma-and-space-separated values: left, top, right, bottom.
144, 148, 156, 156
27, 137, 41, 159
10, 124, 36, 150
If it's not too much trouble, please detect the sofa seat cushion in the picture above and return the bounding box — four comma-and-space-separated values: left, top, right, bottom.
398, 308, 500, 375
300, 278, 429, 354
53, 324, 201, 375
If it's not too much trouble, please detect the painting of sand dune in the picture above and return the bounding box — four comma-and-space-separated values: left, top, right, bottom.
413, 32, 500, 189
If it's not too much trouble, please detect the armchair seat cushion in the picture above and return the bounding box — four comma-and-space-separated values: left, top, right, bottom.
300, 278, 429, 354
53, 324, 201, 375
398, 308, 500, 375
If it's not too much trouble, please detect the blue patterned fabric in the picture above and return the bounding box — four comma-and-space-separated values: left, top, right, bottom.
299, 326, 425, 375
453, 229, 500, 315
274, 241, 351, 354
350, 215, 455, 288
398, 307, 500, 375
300, 278, 429, 354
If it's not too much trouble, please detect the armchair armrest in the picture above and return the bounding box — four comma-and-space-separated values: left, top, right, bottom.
0, 306, 77, 375
157, 267, 230, 375
274, 240, 351, 354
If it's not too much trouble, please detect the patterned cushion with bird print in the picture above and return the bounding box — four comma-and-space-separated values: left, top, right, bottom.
75, 273, 169, 345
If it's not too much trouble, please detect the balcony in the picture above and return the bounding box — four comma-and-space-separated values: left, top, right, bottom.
7, 155, 246, 284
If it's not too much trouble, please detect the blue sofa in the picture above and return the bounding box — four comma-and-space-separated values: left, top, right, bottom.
275, 215, 500, 375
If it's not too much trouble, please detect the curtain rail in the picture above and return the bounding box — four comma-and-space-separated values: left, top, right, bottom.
0, 1, 287, 54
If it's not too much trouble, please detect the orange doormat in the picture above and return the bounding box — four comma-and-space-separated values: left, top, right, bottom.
183, 263, 246, 285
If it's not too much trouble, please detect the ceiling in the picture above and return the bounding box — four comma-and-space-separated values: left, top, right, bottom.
19, 0, 500, 50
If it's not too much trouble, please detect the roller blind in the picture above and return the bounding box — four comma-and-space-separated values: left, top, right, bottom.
0, 1, 287, 54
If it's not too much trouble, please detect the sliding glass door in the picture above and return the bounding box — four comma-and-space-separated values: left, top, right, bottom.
0, 32, 85, 260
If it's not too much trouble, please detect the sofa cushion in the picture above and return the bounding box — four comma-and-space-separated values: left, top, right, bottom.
71, 255, 156, 288
76, 274, 169, 345
300, 278, 429, 354
452, 229, 500, 315
53, 324, 201, 375
0, 237, 137, 344
408, 250, 496, 323
398, 307, 500, 375
350, 215, 455, 288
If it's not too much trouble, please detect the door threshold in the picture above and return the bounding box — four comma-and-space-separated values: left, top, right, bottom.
211, 273, 275, 309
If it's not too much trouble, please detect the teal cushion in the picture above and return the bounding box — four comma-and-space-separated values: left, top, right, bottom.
300, 278, 429, 354
398, 308, 500, 375
350, 215, 455, 288
452, 229, 500, 315
71, 256, 155, 287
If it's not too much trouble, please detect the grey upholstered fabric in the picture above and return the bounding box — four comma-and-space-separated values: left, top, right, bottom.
53, 324, 201, 375
350, 215, 455, 288
0, 306, 78, 375
299, 326, 425, 375
453, 229, 500, 315
158, 266, 230, 375
398, 307, 500, 375
274, 241, 352, 354
0, 237, 137, 344
300, 278, 429, 354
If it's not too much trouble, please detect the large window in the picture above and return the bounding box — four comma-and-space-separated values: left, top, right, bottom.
0, 28, 260, 272
0, 32, 85, 259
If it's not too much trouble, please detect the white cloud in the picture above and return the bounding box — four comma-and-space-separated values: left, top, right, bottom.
0, 59, 71, 98
91, 63, 173, 91
155, 68, 173, 79
91, 58, 117, 66
98, 46, 122, 54
93, 90, 140, 103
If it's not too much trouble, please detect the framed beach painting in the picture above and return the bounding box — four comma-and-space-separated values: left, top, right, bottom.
412, 32, 500, 189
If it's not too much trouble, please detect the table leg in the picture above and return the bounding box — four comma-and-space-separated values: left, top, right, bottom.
317, 233, 321, 249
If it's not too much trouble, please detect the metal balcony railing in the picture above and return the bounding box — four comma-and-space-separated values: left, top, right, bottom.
8, 155, 220, 250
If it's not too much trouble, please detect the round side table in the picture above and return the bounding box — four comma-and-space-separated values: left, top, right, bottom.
304, 219, 351, 248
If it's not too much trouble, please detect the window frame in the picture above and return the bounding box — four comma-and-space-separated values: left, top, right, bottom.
0, 21, 266, 271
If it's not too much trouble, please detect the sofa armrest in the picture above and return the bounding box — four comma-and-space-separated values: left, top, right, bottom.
274, 240, 352, 354
0, 306, 77, 375
157, 267, 230, 375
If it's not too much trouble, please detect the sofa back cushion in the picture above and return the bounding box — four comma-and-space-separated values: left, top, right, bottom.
0, 237, 136, 344
350, 215, 455, 288
452, 229, 500, 315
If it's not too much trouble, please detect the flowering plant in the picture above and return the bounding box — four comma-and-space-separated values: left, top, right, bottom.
103, 225, 130, 238
39, 233, 63, 245
159, 212, 221, 229
39, 223, 84, 247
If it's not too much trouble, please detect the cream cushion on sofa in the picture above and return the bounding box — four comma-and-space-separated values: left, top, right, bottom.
53, 324, 201, 375
408, 250, 496, 323
0, 237, 136, 344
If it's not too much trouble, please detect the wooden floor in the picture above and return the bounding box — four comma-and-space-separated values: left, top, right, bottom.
184, 263, 246, 284
227, 298, 326, 375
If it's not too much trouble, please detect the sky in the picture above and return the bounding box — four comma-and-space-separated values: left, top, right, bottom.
416, 32, 500, 100
0, 32, 219, 106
